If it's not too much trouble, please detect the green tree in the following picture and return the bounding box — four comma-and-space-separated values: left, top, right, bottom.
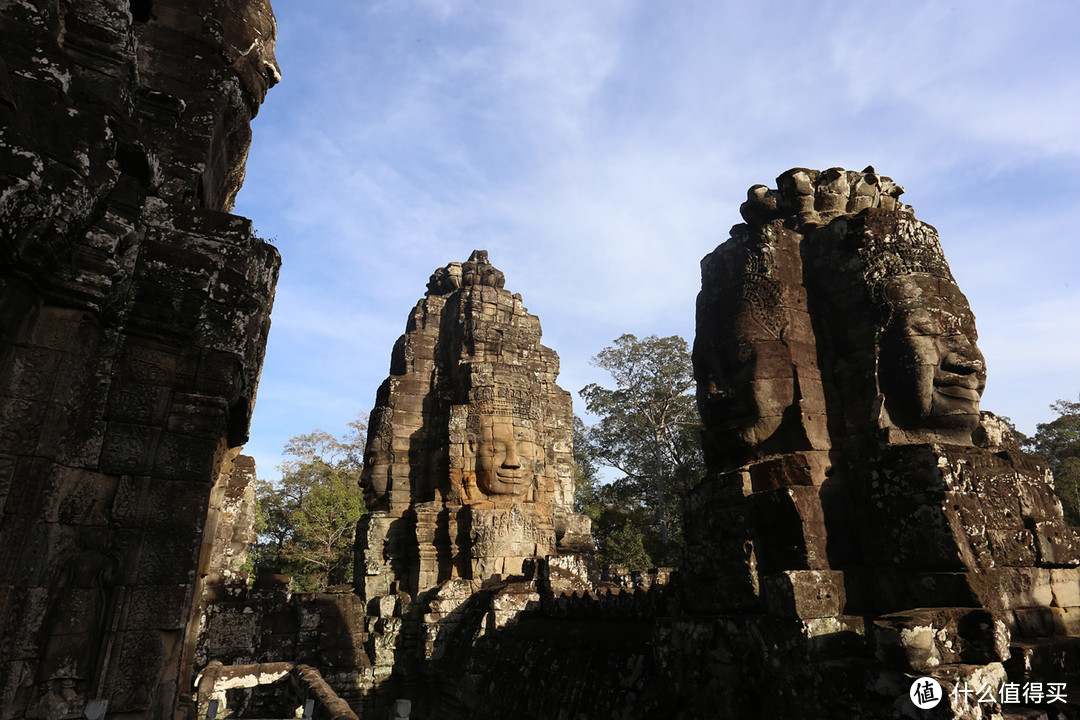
253, 415, 367, 591
573, 414, 654, 571
578, 334, 703, 567
600, 523, 653, 571
588, 482, 658, 572
572, 415, 601, 518
1026, 396, 1080, 526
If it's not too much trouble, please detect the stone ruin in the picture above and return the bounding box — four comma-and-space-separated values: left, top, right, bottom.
353, 248, 597, 711
194, 251, 598, 718
357, 249, 594, 601
351, 171, 1079, 719
2, 3, 1079, 714
310, 179, 1080, 718
0, 0, 280, 718
679, 167, 1080, 718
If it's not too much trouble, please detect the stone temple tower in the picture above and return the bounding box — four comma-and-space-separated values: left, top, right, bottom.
356, 250, 593, 604
681, 167, 1080, 718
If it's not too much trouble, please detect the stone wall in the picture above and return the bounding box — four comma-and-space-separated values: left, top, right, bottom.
198, 561, 674, 720
0, 1, 280, 718
201, 454, 259, 601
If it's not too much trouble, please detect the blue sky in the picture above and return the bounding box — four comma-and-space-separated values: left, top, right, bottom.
235, 0, 1080, 479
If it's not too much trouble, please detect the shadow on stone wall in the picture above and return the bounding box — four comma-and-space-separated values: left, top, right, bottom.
0, 1, 280, 718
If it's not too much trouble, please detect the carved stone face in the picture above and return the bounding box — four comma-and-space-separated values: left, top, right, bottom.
695, 232, 805, 465
698, 324, 790, 451
470, 415, 541, 497
877, 275, 986, 437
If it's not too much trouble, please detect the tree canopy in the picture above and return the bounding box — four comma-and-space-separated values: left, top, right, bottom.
577, 334, 703, 568
253, 416, 367, 591
1025, 396, 1080, 526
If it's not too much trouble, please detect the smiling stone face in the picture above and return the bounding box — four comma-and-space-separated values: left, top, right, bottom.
464, 386, 544, 501
697, 170, 996, 452
471, 414, 542, 497
877, 275, 986, 438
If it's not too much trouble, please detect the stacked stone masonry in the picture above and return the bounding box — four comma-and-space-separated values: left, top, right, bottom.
357, 251, 588, 596
197, 252, 602, 717
681, 167, 1080, 718
0, 1, 280, 718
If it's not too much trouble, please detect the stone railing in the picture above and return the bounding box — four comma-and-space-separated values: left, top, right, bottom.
195, 661, 358, 720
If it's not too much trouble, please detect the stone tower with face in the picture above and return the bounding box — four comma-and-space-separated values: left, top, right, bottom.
685, 169, 1080, 717
357, 251, 592, 602
695, 167, 988, 468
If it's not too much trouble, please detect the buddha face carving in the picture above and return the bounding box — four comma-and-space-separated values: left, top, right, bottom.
464, 386, 543, 499
695, 228, 817, 466
470, 414, 540, 496
877, 275, 986, 436
697, 315, 789, 450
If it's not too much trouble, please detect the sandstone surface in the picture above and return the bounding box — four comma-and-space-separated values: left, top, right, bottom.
357, 249, 592, 602
682, 167, 1080, 717
0, 1, 280, 717
195, 252, 599, 718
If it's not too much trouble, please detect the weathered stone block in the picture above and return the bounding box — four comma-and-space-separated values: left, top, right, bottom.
0, 397, 47, 455
873, 608, 1009, 671
124, 585, 191, 630
1012, 607, 1058, 638
1050, 568, 1080, 607
1051, 607, 1080, 635
99, 630, 167, 713
970, 567, 1054, 611
204, 612, 259, 656
1032, 519, 1080, 566
748, 454, 817, 492
5, 346, 62, 400
55, 416, 107, 467
99, 422, 160, 475
154, 431, 220, 481
857, 494, 970, 572
106, 382, 171, 425
762, 570, 845, 619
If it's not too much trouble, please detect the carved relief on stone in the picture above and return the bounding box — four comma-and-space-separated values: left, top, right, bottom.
30, 541, 121, 718
461, 389, 543, 501
859, 218, 986, 441
0, 0, 281, 717
695, 199, 830, 472
814, 207, 987, 445
699, 166, 986, 454
358, 250, 590, 601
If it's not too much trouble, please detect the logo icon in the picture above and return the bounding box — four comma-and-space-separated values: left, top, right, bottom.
910, 677, 943, 709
